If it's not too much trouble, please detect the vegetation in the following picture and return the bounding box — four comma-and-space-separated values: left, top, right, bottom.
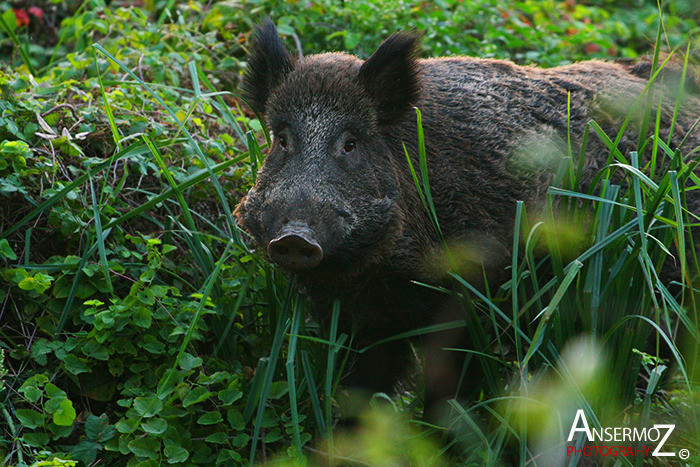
0, 0, 697, 465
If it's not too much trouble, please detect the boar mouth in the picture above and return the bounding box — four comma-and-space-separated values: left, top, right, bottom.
267, 222, 324, 271
251, 195, 401, 278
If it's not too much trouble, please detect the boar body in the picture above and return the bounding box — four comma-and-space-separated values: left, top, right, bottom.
235, 20, 700, 417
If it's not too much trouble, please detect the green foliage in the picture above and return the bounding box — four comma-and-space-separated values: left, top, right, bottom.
260, 0, 698, 66
401, 44, 700, 463
0, 0, 697, 466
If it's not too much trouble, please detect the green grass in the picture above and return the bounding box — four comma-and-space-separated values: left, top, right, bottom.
0, 1, 698, 466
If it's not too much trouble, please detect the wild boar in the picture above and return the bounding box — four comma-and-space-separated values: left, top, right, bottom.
234, 19, 700, 421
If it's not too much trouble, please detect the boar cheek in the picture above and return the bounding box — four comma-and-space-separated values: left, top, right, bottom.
234, 194, 265, 245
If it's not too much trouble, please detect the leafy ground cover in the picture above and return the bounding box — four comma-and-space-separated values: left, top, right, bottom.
0, 0, 698, 465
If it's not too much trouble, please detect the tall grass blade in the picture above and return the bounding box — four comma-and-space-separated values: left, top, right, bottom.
92, 45, 244, 245
87, 175, 114, 294
301, 350, 326, 434
93, 49, 122, 152
247, 283, 294, 465
325, 301, 341, 440
0, 12, 36, 75
286, 299, 304, 457
523, 260, 582, 368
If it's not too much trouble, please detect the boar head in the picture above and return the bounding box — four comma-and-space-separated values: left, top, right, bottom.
235, 19, 421, 279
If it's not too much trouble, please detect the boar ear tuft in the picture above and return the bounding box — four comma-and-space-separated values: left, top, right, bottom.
359, 32, 421, 125
241, 18, 295, 115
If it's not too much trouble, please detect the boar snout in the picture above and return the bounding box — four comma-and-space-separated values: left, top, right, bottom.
267, 222, 323, 270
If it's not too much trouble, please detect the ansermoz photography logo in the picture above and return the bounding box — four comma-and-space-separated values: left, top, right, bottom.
566, 409, 690, 460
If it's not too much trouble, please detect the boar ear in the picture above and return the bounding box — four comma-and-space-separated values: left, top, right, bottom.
241, 18, 295, 115
359, 32, 421, 125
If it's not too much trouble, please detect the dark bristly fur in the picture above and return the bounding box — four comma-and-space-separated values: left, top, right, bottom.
235, 20, 700, 423
358, 32, 422, 124
240, 18, 295, 114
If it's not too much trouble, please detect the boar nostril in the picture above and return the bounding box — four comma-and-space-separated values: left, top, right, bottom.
268, 227, 323, 270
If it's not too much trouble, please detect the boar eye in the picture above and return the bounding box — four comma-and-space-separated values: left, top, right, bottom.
342, 140, 356, 154
278, 135, 288, 149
